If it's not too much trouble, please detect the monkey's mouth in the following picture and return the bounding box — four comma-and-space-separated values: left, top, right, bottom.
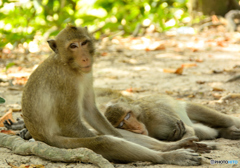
83, 65, 91, 68
81, 65, 92, 71
142, 130, 148, 135
141, 131, 148, 135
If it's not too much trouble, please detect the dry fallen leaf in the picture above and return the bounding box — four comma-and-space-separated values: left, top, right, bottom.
190, 48, 198, 52
12, 108, 22, 112
8, 86, 24, 91
212, 15, 219, 23
163, 69, 176, 73
187, 94, 195, 98
146, 42, 165, 51
216, 41, 226, 47
175, 67, 184, 75
14, 77, 28, 85
211, 93, 222, 99
0, 130, 16, 135
181, 63, 197, 68
212, 87, 225, 91
165, 90, 174, 95
212, 69, 223, 74
0, 109, 14, 127
195, 58, 204, 62
163, 66, 184, 75
14, 164, 46, 168
125, 88, 146, 93
189, 58, 204, 62
101, 52, 108, 56
196, 81, 206, 84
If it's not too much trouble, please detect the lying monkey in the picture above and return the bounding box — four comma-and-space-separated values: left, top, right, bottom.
104, 95, 240, 141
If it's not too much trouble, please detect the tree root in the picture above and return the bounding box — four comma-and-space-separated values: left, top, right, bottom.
0, 133, 114, 168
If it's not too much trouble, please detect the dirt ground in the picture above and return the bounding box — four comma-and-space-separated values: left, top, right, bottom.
1, 26, 240, 168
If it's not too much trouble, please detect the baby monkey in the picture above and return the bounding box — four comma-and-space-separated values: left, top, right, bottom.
105, 95, 240, 141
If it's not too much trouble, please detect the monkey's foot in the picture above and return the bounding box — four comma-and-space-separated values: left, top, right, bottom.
18, 128, 32, 140
219, 126, 240, 140
162, 149, 201, 166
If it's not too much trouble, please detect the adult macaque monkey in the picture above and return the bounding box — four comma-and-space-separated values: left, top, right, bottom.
21, 25, 203, 166
105, 95, 240, 141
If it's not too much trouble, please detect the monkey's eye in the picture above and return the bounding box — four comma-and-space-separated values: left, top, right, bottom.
124, 112, 131, 120
81, 40, 89, 46
118, 121, 124, 128
70, 43, 78, 49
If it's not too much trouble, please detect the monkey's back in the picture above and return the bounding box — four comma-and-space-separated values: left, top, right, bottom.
136, 95, 182, 140
22, 55, 83, 143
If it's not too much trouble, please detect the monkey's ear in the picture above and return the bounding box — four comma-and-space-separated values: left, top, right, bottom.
84, 26, 88, 30
47, 39, 58, 53
134, 105, 142, 115
118, 97, 128, 103
105, 101, 116, 108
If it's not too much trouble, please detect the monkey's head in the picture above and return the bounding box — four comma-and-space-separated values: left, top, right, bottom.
105, 98, 148, 135
47, 25, 95, 73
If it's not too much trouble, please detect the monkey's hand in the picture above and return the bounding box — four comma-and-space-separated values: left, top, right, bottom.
4, 118, 25, 130
178, 136, 212, 153
167, 120, 186, 141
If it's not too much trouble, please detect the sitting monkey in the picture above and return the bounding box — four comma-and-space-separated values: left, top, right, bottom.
104, 95, 240, 141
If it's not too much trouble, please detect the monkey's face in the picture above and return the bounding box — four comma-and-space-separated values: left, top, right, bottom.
67, 39, 93, 73
105, 103, 148, 135
117, 110, 148, 135
48, 25, 95, 73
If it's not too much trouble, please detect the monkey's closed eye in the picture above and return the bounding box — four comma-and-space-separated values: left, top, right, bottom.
124, 112, 131, 120
118, 121, 124, 128
70, 43, 78, 49
81, 40, 89, 46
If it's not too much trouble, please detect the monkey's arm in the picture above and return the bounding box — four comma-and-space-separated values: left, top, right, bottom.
83, 91, 122, 137
118, 129, 211, 153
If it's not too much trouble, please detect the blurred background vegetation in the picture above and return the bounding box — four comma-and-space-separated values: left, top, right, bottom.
0, 0, 191, 48
0, 0, 240, 49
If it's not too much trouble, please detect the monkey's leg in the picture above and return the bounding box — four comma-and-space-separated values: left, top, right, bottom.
192, 124, 218, 140
186, 102, 239, 128
51, 134, 201, 166
186, 102, 240, 139
182, 123, 218, 140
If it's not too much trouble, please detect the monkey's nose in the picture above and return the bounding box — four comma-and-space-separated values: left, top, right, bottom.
82, 58, 89, 62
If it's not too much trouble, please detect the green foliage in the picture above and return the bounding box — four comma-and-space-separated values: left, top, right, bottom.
94, 0, 188, 33
0, 0, 189, 46
0, 97, 5, 104
5, 62, 15, 71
